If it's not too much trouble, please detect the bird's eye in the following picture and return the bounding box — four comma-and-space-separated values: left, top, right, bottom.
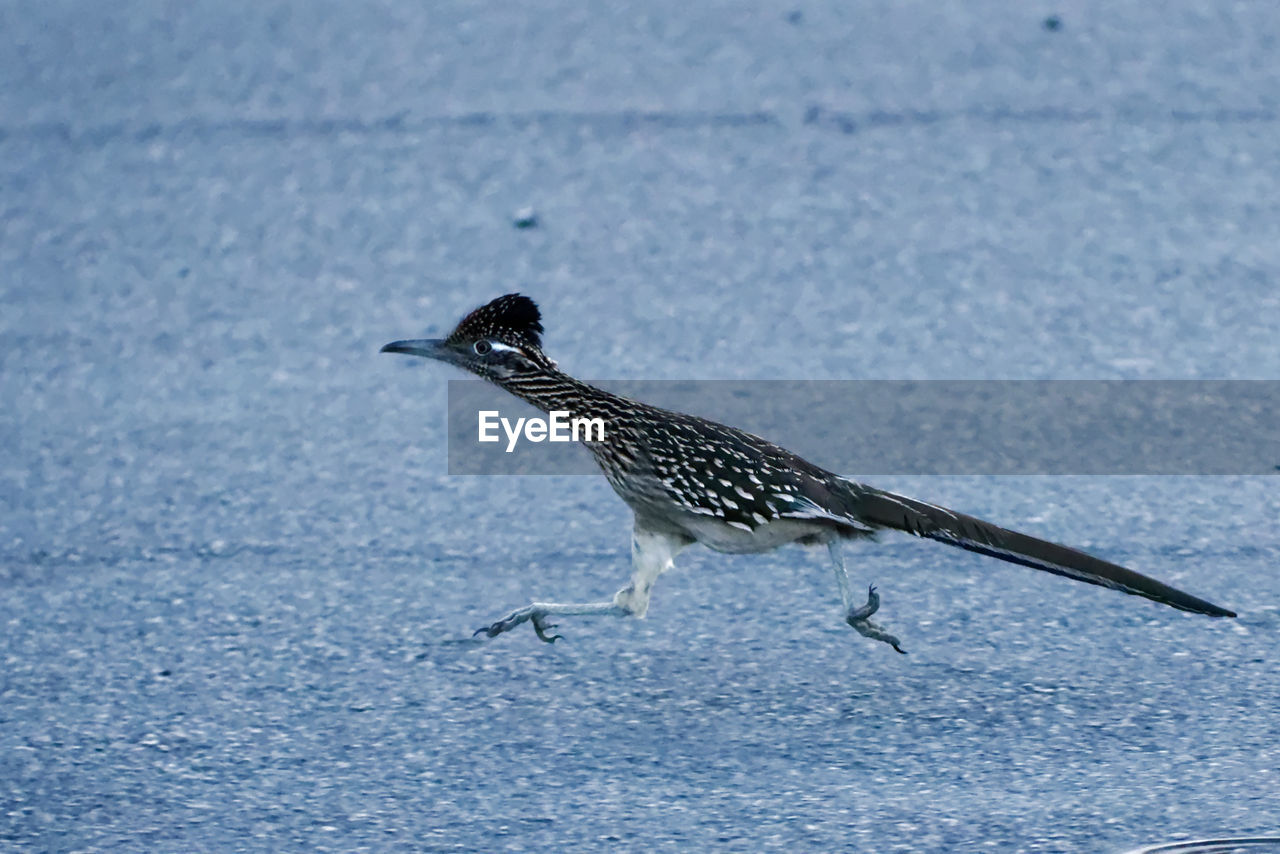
473, 340, 492, 355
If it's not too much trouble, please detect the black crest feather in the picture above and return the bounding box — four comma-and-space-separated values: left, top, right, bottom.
449, 293, 544, 349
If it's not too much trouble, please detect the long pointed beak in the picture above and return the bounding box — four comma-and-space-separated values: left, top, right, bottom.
380, 338, 457, 364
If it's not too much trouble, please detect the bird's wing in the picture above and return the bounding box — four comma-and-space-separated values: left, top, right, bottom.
846, 484, 1235, 618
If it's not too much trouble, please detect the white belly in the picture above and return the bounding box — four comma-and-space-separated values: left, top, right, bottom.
678, 515, 831, 554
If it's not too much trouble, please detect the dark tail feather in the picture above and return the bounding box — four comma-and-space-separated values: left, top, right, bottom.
853, 486, 1236, 618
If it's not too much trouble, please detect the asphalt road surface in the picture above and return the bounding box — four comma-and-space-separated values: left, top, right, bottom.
3, 2, 1279, 851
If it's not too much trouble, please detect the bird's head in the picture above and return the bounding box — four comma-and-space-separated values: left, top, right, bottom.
381, 293, 557, 380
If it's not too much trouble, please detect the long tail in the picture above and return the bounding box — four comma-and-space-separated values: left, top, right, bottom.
849, 485, 1236, 618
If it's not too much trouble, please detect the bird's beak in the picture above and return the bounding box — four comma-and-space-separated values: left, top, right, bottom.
379, 338, 460, 365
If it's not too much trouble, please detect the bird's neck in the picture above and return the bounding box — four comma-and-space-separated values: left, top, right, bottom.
498, 369, 630, 420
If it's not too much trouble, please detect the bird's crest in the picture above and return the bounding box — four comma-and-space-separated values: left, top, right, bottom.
447, 293, 545, 351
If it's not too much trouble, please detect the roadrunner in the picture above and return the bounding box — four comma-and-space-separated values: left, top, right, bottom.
382, 294, 1235, 651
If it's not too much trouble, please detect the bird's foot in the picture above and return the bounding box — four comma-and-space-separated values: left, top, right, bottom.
530, 612, 562, 643
474, 606, 563, 643
847, 583, 882, 621
846, 584, 907, 654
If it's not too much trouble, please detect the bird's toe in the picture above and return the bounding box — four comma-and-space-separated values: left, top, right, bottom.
531, 617, 562, 643
474, 609, 528, 639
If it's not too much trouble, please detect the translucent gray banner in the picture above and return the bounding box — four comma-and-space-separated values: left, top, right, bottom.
446, 380, 1280, 475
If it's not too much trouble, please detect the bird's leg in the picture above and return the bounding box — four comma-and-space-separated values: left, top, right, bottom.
827, 539, 907, 654
474, 526, 692, 643
474, 600, 625, 643
826, 538, 854, 612
609, 527, 690, 618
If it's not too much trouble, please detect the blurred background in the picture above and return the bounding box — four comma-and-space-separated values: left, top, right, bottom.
2, 2, 1278, 851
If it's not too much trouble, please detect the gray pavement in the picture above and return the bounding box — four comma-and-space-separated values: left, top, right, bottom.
2, 2, 1279, 851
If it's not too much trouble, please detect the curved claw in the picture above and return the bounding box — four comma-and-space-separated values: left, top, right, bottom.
531, 616, 562, 644
847, 585, 882, 622
473, 610, 528, 639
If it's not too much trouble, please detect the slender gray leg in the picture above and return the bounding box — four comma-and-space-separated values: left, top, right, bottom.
475, 525, 691, 643
827, 539, 907, 654
826, 539, 854, 612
